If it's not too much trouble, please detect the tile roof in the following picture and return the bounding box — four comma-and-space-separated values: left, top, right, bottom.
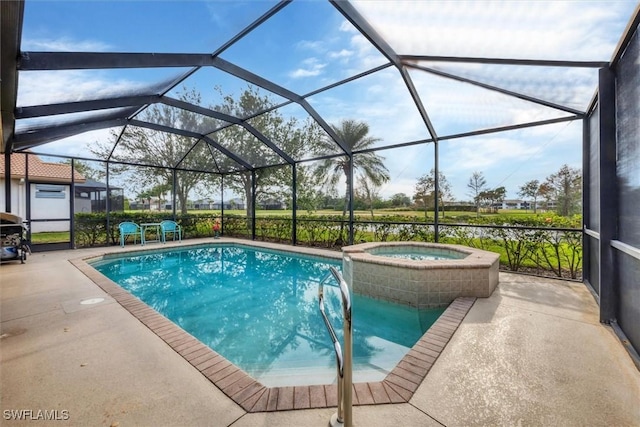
0, 152, 85, 183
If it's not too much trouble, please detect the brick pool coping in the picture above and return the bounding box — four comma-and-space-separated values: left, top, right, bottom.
70, 242, 476, 412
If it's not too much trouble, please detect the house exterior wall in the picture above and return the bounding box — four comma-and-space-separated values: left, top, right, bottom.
3, 177, 100, 229
30, 184, 71, 233
0, 178, 27, 219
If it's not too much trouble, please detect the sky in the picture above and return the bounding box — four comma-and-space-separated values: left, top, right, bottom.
15, 0, 639, 202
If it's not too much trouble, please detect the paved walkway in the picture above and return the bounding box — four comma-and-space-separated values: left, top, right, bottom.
1, 239, 638, 426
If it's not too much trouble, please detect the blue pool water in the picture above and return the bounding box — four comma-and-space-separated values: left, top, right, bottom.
92, 244, 445, 386
369, 248, 467, 261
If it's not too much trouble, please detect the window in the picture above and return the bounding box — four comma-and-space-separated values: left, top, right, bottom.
35, 184, 66, 199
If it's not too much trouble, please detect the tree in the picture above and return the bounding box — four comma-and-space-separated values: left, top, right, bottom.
294, 169, 324, 213
213, 86, 324, 218
493, 186, 507, 210
147, 182, 172, 210
318, 190, 342, 210
518, 179, 541, 213
356, 174, 381, 218
136, 189, 153, 210
414, 175, 433, 219
390, 193, 411, 208
538, 182, 554, 211
478, 186, 507, 213
90, 88, 218, 214
137, 184, 171, 210
89, 86, 321, 217
543, 164, 581, 216
467, 171, 487, 217
60, 159, 102, 181
314, 119, 390, 217
413, 169, 452, 218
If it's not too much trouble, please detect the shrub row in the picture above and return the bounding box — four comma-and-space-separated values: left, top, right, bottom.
73, 212, 220, 247
73, 212, 582, 279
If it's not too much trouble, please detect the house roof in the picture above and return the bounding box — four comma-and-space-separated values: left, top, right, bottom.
0, 152, 85, 183
75, 179, 121, 191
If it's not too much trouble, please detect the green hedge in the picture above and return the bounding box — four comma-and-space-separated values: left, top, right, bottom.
74, 212, 582, 279
74, 212, 220, 247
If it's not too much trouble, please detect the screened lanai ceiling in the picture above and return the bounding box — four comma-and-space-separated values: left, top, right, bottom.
1, 0, 639, 177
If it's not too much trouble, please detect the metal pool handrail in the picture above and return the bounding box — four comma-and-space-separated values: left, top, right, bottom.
318, 266, 352, 427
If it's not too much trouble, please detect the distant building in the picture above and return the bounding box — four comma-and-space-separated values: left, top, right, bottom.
493, 199, 557, 211
258, 199, 287, 210
74, 179, 124, 213
494, 199, 530, 210
193, 199, 217, 210
222, 198, 246, 210
189, 198, 246, 210
130, 197, 163, 211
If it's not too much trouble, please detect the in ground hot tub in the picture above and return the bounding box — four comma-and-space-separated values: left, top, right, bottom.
342, 242, 499, 308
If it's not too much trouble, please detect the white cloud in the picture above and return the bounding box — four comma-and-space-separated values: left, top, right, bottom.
328, 49, 353, 60
26, 128, 116, 159
17, 71, 151, 106
296, 40, 326, 52
22, 37, 111, 52
378, 177, 420, 198
350, 1, 635, 60
287, 20, 387, 85
435, 121, 582, 199
288, 58, 327, 78
289, 68, 322, 78
444, 137, 542, 172
339, 20, 356, 33
346, 33, 384, 71
419, 63, 599, 111
405, 68, 583, 137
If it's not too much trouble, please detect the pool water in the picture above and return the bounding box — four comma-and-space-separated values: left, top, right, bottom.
369, 248, 466, 261
92, 245, 445, 386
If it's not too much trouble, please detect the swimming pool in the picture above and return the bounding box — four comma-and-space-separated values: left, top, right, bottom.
91, 244, 445, 387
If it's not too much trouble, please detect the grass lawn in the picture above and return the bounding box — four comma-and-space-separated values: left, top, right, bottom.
214, 209, 551, 222
122, 209, 427, 218
29, 231, 70, 244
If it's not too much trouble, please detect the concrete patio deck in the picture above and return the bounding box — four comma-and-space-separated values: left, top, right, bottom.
1, 239, 639, 426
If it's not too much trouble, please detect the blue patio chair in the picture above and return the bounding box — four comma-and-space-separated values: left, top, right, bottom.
118, 222, 142, 247
160, 220, 182, 243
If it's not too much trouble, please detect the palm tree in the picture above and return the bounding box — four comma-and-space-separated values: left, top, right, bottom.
315, 119, 390, 216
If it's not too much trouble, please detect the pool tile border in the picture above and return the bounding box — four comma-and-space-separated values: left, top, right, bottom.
70, 243, 476, 412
